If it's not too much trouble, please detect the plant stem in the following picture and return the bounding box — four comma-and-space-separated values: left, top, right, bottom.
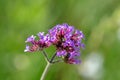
40, 51, 57, 80
40, 62, 51, 80
52, 59, 63, 64
42, 50, 50, 62
50, 52, 56, 63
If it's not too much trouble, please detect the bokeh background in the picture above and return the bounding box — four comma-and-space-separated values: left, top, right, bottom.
0, 0, 120, 80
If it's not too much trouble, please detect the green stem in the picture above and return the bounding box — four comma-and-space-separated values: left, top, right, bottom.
42, 50, 50, 62
50, 52, 56, 63
52, 59, 63, 63
40, 51, 57, 80
40, 62, 51, 80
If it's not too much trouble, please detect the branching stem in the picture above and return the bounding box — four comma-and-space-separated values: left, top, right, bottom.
40, 51, 62, 80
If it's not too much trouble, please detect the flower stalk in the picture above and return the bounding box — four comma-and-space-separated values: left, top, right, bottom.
40, 62, 51, 80
40, 51, 57, 80
42, 50, 50, 62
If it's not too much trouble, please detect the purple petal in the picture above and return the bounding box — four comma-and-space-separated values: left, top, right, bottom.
37, 32, 44, 39
24, 45, 30, 52
75, 30, 84, 39
63, 39, 74, 47
25, 35, 36, 43
56, 50, 67, 57
67, 58, 81, 64
81, 43, 85, 49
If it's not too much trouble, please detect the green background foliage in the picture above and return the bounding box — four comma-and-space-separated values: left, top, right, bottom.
0, 0, 120, 80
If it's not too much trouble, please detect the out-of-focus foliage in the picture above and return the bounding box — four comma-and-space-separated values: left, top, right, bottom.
0, 0, 120, 80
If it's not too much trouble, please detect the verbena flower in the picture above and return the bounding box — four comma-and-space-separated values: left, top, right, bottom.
24, 23, 85, 64
49, 23, 84, 64
24, 33, 51, 52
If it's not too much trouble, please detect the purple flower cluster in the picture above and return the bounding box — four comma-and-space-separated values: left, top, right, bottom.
49, 24, 84, 64
24, 23, 84, 64
24, 33, 51, 52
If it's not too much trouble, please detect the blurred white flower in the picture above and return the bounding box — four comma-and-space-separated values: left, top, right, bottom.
78, 52, 104, 80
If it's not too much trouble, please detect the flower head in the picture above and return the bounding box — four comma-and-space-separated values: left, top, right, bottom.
24, 23, 85, 64
24, 33, 51, 52
49, 23, 84, 64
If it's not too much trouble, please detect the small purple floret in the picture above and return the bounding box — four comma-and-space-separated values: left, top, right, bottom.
24, 45, 30, 52
25, 35, 36, 43
37, 32, 44, 40
56, 50, 67, 57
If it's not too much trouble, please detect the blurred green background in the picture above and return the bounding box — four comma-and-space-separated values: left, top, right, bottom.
0, 0, 120, 80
